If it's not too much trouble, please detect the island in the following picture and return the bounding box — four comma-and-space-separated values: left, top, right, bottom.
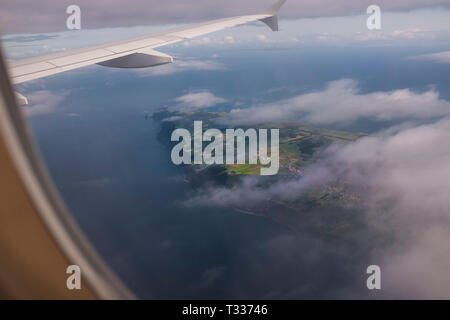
153, 109, 369, 240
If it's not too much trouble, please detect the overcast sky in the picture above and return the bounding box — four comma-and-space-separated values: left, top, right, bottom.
1, 0, 450, 34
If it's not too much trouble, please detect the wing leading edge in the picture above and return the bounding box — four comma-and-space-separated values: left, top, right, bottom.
7, 0, 287, 103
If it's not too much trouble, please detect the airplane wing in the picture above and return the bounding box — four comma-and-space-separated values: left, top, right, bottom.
7, 0, 287, 92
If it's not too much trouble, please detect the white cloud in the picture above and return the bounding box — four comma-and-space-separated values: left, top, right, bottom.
182, 37, 212, 46
256, 34, 268, 42
171, 91, 227, 111
224, 36, 235, 44
23, 90, 69, 116
162, 115, 182, 122
226, 79, 450, 126
180, 35, 240, 47
412, 51, 450, 64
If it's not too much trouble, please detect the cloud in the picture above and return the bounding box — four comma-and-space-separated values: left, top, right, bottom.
171, 91, 227, 111
182, 36, 239, 47
412, 51, 450, 64
225, 79, 450, 126
256, 34, 268, 42
391, 28, 425, 39
182, 37, 212, 46
162, 116, 183, 122
224, 36, 235, 44
1, 0, 449, 34
184, 166, 332, 209
313, 118, 450, 298
185, 117, 450, 298
22, 90, 69, 116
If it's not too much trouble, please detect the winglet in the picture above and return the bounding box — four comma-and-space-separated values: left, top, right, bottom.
262, 0, 287, 15
260, 16, 279, 32
260, 0, 287, 32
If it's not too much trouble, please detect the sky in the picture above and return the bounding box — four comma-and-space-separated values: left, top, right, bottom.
2, 1, 450, 299
1, 0, 450, 34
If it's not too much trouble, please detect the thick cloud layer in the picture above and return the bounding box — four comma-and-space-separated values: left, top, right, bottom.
185, 117, 450, 298
226, 79, 450, 126
1, 0, 450, 34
